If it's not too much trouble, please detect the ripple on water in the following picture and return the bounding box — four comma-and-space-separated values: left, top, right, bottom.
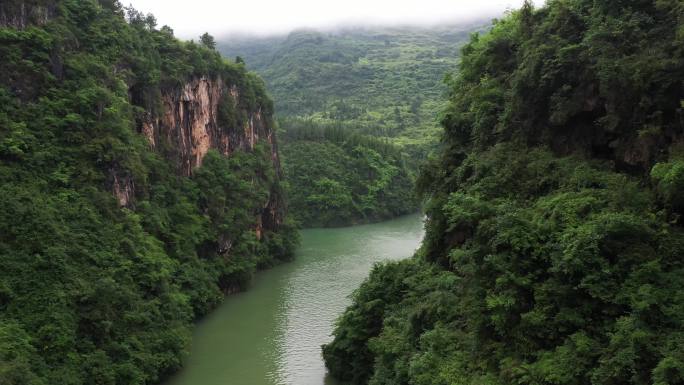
167, 214, 425, 385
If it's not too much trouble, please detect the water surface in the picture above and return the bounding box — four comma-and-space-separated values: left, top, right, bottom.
167, 213, 424, 385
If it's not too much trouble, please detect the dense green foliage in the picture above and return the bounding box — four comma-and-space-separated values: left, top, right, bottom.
221, 27, 480, 226
279, 118, 418, 227
0, 1, 296, 384
220, 25, 482, 158
324, 1, 684, 384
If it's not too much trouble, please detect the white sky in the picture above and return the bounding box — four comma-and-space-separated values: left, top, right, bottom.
125, 0, 539, 38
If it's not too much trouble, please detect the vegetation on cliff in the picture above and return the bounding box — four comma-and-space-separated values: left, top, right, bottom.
0, 1, 297, 384
323, 0, 684, 384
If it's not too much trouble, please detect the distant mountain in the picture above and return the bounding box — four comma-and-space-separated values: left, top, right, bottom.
219, 23, 487, 154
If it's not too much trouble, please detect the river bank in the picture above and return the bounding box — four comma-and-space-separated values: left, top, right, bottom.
166, 213, 424, 385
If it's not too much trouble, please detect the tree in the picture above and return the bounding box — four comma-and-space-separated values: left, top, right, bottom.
160, 25, 174, 36
200, 32, 216, 50
144, 13, 157, 30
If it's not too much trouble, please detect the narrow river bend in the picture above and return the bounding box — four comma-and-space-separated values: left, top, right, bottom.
166, 213, 424, 385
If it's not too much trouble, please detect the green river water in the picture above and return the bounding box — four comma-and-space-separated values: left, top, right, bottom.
166, 213, 424, 385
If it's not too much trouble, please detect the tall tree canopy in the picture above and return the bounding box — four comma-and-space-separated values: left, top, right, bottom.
324, 1, 684, 384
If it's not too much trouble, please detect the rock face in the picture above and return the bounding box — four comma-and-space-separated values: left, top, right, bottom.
141, 77, 277, 176
126, 75, 285, 234
0, 1, 55, 29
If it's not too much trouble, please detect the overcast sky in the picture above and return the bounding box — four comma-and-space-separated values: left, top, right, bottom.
125, 0, 539, 38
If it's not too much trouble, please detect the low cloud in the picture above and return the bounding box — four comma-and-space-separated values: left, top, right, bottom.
126, 0, 541, 39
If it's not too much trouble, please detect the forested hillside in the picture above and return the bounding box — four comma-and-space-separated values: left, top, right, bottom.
279, 119, 418, 227
0, 1, 297, 384
324, 0, 684, 384
220, 25, 482, 226
220, 24, 482, 153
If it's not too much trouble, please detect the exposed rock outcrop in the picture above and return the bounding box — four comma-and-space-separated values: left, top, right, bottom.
132, 75, 285, 233
110, 170, 134, 207
140, 77, 276, 176
0, 1, 55, 29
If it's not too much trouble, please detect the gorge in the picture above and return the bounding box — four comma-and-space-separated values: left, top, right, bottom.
166, 214, 424, 385
2, 1, 684, 385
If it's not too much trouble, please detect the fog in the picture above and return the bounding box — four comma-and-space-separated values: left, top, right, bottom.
125, 0, 541, 39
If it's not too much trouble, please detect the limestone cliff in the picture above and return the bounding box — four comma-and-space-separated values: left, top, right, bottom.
0, 2, 297, 383
140, 77, 277, 176
127, 75, 285, 236
0, 0, 55, 28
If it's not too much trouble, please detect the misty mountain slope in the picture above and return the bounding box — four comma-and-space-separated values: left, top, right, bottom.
219, 23, 486, 151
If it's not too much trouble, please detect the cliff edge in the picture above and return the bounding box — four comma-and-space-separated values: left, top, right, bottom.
0, 1, 297, 384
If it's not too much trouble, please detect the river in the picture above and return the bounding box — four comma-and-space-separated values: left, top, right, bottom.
166, 213, 424, 385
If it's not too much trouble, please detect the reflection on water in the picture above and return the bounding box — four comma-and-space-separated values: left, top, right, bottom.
166, 213, 424, 385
